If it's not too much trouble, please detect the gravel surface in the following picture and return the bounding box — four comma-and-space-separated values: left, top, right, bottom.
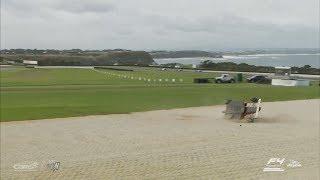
1, 99, 319, 179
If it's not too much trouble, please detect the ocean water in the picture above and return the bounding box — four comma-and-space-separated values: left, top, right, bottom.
154, 54, 320, 68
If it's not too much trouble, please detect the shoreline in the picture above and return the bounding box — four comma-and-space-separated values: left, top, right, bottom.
154, 53, 320, 68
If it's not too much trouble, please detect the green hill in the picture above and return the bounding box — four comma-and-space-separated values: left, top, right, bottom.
1, 51, 154, 66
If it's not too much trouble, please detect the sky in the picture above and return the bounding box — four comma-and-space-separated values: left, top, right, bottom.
1, 0, 319, 50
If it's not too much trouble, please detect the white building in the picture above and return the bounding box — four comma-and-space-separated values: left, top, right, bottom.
274, 66, 291, 77
272, 66, 310, 86
23, 60, 38, 65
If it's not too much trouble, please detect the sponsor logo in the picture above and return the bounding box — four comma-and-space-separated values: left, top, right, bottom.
263, 158, 285, 172
13, 162, 39, 171
287, 160, 302, 168
13, 160, 61, 172
47, 160, 60, 172
263, 158, 302, 172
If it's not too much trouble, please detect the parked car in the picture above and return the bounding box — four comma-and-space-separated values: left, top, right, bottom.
215, 74, 235, 83
247, 75, 271, 84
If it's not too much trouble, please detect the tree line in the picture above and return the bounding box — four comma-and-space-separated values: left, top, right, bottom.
1, 51, 154, 66
199, 61, 320, 75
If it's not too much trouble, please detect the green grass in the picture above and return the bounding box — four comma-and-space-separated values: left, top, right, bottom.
0, 67, 219, 86
1, 67, 319, 121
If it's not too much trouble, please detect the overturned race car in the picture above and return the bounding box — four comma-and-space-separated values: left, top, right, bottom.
223, 97, 262, 122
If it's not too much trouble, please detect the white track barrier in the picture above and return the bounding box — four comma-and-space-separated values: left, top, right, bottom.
93, 69, 185, 85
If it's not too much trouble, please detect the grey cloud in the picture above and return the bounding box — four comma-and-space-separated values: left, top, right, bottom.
3, 0, 116, 14
1, 0, 318, 50
55, 1, 116, 14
